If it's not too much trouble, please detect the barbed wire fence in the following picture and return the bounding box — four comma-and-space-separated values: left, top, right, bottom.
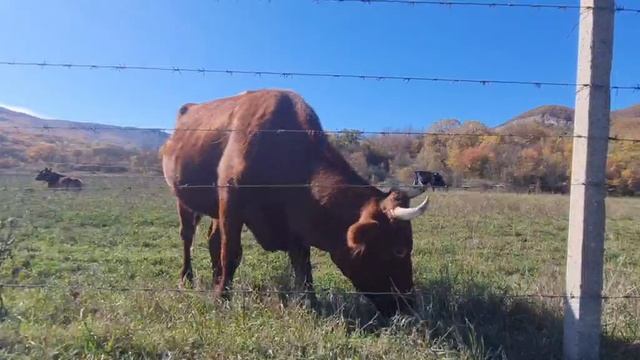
0, 128, 636, 283
0, 0, 638, 357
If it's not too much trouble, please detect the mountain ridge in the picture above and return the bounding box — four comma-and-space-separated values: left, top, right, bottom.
495, 103, 639, 136
0, 106, 169, 150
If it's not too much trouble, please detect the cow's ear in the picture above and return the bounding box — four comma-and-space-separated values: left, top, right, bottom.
347, 219, 379, 256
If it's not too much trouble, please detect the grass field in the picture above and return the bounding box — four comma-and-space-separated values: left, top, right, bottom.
0, 174, 638, 359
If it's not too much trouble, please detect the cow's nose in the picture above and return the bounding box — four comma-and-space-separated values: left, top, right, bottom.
368, 293, 415, 317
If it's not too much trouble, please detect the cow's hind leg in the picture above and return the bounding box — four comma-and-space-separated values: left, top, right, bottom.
288, 241, 317, 308
214, 186, 243, 298
207, 220, 224, 290
178, 202, 201, 287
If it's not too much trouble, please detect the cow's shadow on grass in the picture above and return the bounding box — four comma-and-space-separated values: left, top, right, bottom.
274, 276, 639, 360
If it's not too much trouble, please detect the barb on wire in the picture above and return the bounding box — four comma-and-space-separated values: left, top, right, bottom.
0, 60, 609, 89
316, 0, 640, 14
3, 124, 640, 143
1, 283, 639, 300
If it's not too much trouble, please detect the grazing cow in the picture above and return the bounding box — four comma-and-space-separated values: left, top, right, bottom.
413, 171, 447, 191
35, 168, 83, 190
160, 89, 430, 315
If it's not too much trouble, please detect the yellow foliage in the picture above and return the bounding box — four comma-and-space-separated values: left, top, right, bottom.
26, 143, 58, 162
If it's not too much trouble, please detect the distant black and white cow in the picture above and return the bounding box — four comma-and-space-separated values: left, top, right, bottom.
413, 171, 448, 191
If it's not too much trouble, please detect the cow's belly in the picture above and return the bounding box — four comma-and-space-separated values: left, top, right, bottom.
243, 195, 336, 253
163, 154, 219, 217
242, 202, 290, 252
175, 187, 219, 217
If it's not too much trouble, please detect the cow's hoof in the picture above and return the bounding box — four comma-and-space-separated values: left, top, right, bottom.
302, 295, 319, 311
179, 270, 194, 289
290, 292, 318, 311
179, 279, 192, 289
212, 285, 232, 301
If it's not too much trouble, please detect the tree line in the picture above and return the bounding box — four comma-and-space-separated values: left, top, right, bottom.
329, 119, 639, 195
1, 119, 637, 195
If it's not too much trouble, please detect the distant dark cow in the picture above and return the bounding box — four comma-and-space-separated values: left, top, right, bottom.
413, 171, 447, 191
35, 168, 83, 190
160, 89, 430, 315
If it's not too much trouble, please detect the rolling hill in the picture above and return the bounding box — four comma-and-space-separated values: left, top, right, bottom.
496, 103, 640, 137
0, 106, 168, 171
611, 104, 640, 139
496, 105, 575, 132
0, 106, 168, 150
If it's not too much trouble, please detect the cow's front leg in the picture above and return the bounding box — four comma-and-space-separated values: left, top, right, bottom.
178, 202, 201, 287
214, 186, 243, 298
288, 241, 317, 308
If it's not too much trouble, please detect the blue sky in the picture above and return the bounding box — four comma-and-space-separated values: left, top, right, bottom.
0, 0, 638, 131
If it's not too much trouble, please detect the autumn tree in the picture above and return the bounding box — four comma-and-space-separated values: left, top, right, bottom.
130, 150, 162, 173
26, 143, 60, 163
607, 142, 640, 194
91, 145, 134, 164
329, 129, 363, 153
415, 119, 462, 180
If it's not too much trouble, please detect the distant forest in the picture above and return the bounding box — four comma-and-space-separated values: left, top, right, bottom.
327, 119, 638, 195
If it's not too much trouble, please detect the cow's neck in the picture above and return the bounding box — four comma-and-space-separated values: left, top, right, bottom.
309, 163, 382, 250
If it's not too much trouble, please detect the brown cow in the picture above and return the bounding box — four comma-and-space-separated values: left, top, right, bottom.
35, 168, 83, 190
160, 89, 429, 314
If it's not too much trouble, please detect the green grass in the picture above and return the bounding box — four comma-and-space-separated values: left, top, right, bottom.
0, 175, 638, 359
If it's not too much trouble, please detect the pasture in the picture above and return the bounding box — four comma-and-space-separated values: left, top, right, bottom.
0, 174, 638, 359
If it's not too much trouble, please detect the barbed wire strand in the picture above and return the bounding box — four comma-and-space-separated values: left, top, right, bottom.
29, 247, 561, 263
1, 283, 639, 299
316, 0, 640, 13
0, 184, 449, 191
2, 125, 640, 143
2, 60, 639, 91
0, 173, 615, 193
0, 182, 616, 192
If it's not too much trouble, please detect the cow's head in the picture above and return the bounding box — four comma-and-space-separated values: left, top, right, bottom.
332, 188, 429, 315
35, 168, 52, 181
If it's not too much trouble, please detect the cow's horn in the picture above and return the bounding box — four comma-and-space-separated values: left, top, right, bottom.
389, 195, 430, 221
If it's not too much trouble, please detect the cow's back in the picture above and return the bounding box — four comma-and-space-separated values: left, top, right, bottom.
161, 89, 327, 217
